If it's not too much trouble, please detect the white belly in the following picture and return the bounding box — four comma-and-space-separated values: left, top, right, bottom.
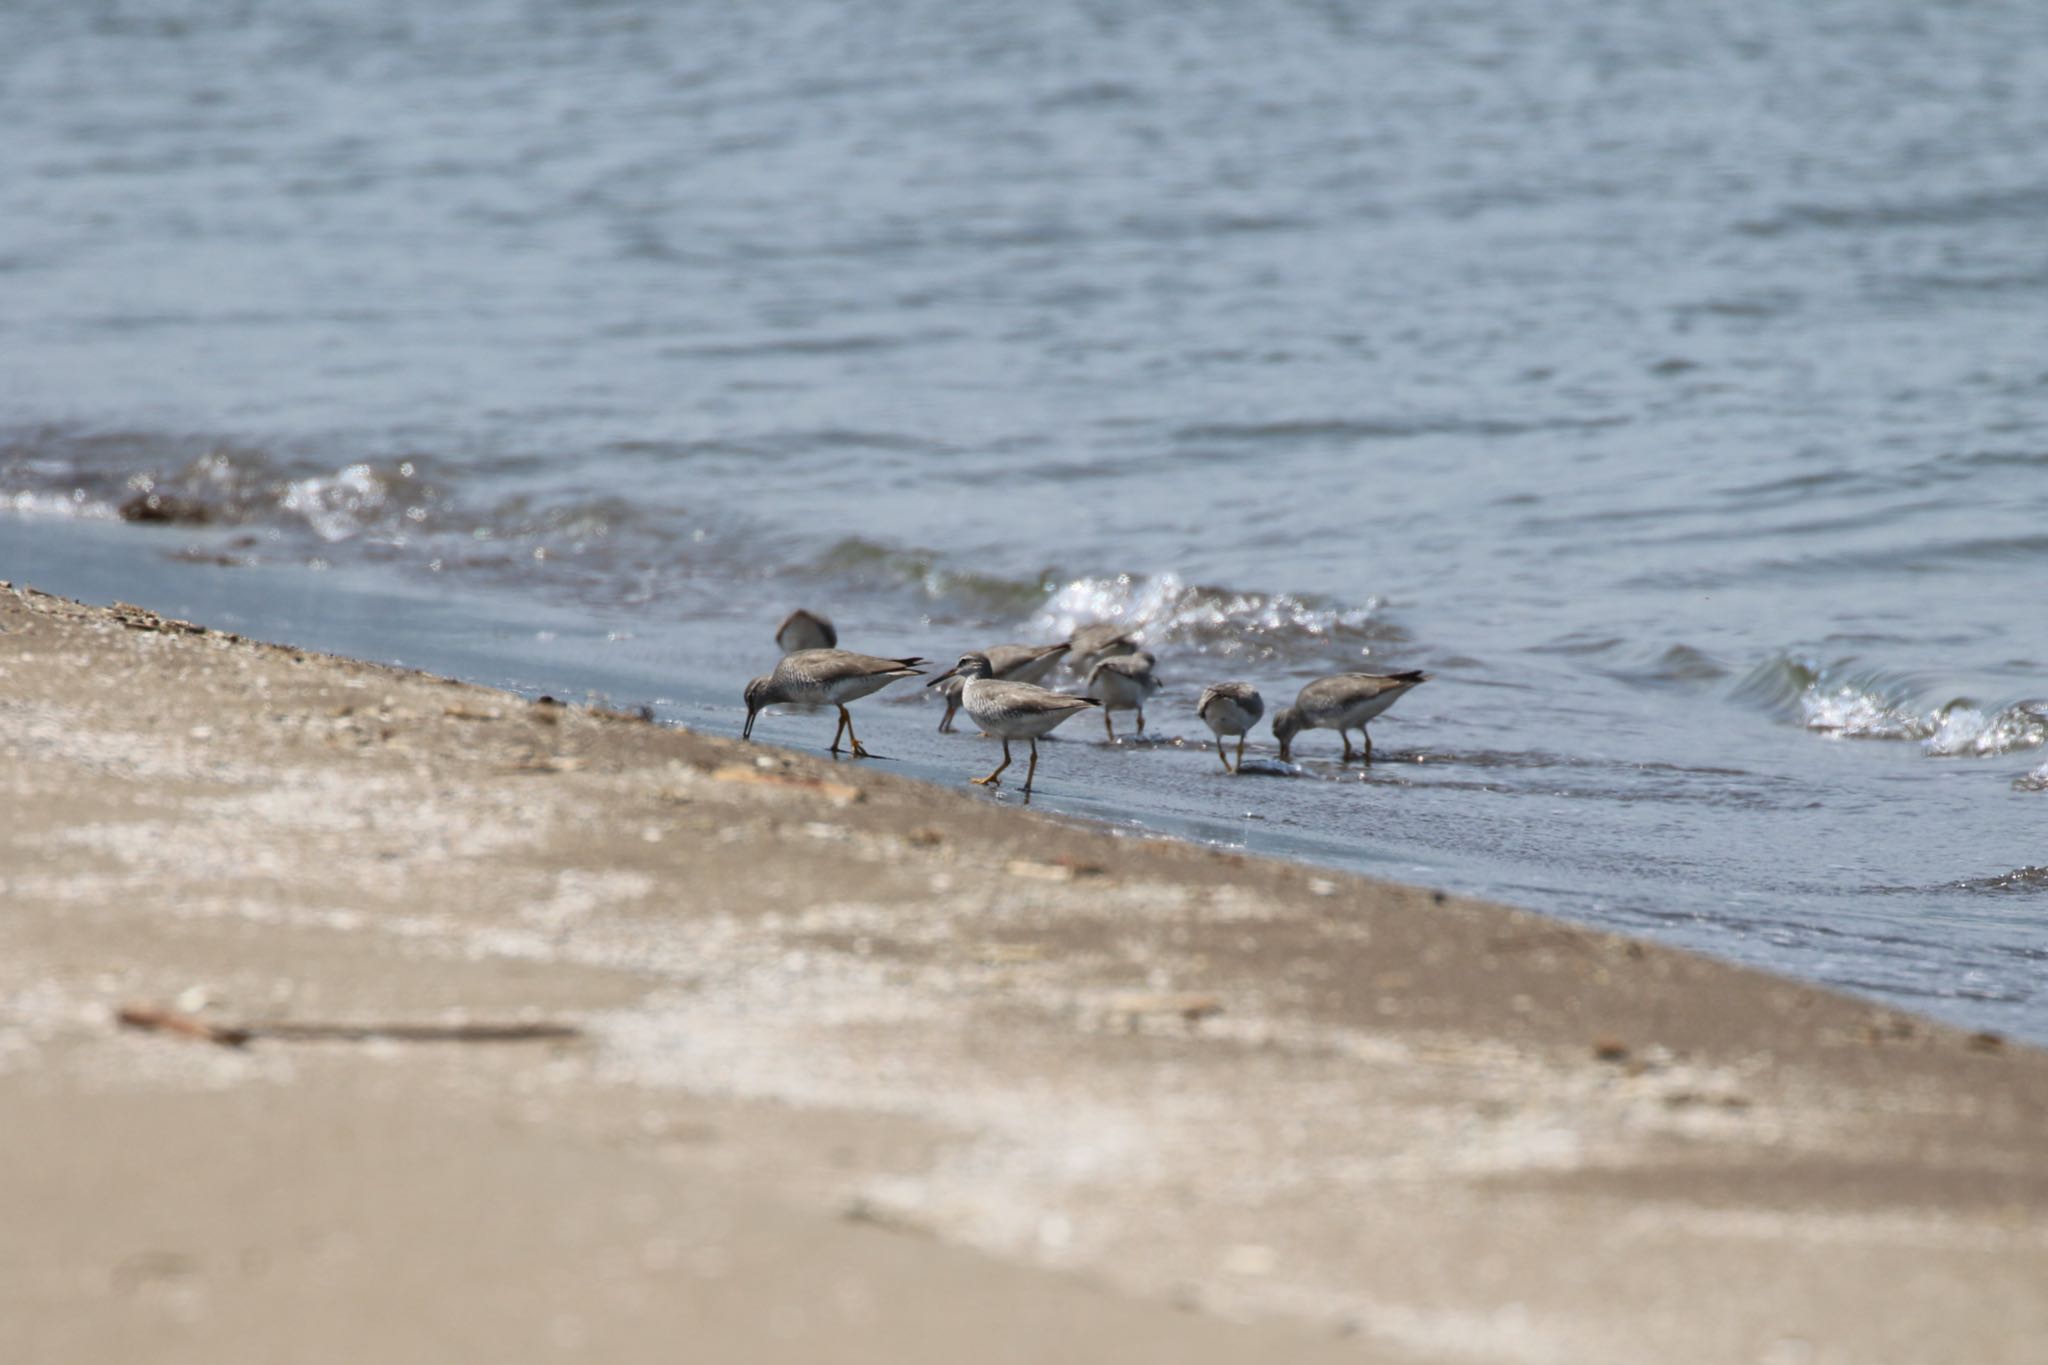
963, 679, 1088, 739
1088, 671, 1157, 711
1328, 690, 1404, 728
1202, 699, 1255, 737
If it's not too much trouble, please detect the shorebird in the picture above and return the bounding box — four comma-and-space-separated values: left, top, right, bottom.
1086, 651, 1161, 741
928, 652, 1100, 793
1271, 670, 1428, 763
1196, 681, 1265, 773
743, 649, 925, 757
775, 608, 837, 655
1066, 622, 1139, 677
928, 641, 1071, 731
932, 672, 966, 733
981, 641, 1071, 685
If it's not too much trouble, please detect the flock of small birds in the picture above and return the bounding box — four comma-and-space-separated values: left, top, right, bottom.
743, 607, 1429, 795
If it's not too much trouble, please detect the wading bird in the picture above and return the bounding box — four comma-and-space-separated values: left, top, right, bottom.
927, 651, 1100, 793
1271, 671, 1428, 763
929, 641, 1071, 731
1086, 651, 1161, 741
1196, 681, 1265, 773
743, 649, 925, 757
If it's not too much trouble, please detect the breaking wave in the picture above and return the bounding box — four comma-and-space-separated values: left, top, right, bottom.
1949, 866, 2048, 894
1028, 572, 1402, 662
804, 537, 1055, 619
0, 424, 744, 593
805, 537, 1404, 664
6, 427, 1405, 668
4, 425, 456, 544
1737, 653, 2048, 757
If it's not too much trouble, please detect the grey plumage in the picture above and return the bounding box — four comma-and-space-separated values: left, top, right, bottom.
1271, 670, 1428, 763
743, 648, 925, 756
1085, 651, 1160, 741
775, 609, 837, 655
1066, 623, 1139, 677
931, 672, 967, 733
1196, 681, 1265, 773
930, 641, 1071, 732
929, 652, 1100, 793
981, 641, 1071, 685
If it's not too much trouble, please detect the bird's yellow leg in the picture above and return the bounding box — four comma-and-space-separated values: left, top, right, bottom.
1235, 735, 1247, 773
828, 708, 848, 753
1103, 710, 1116, 742
973, 738, 1012, 786
1215, 739, 1233, 771
1022, 738, 1039, 793
840, 705, 871, 758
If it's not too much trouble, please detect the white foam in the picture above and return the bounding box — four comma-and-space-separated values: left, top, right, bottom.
1030, 571, 1390, 659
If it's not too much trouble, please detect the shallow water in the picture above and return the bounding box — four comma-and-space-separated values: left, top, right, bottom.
4, 0, 2046, 1038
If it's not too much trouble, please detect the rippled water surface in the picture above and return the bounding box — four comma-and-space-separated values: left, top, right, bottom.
4, 0, 2046, 1037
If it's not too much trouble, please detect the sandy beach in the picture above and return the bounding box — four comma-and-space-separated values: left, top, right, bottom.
3, 580, 2044, 1364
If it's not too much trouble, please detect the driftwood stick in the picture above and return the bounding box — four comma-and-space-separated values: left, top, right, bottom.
118, 1004, 579, 1048
117, 1005, 252, 1048
250, 1021, 582, 1043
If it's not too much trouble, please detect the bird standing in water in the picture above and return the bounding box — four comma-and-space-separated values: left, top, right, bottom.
1196, 681, 1265, 773
929, 640, 1071, 731
743, 649, 925, 757
927, 652, 1099, 793
1086, 651, 1160, 741
932, 673, 967, 733
1271, 670, 1428, 763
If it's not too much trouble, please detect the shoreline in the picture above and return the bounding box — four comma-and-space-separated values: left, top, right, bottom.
4, 580, 2045, 1363
11, 508, 2040, 1048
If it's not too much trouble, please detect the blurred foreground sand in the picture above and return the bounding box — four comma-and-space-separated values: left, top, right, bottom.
2, 582, 2044, 1364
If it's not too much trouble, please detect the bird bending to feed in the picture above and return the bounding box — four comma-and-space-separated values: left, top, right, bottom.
928, 641, 1071, 731
1196, 681, 1265, 773
1086, 651, 1161, 741
775, 608, 837, 655
743, 649, 925, 757
1066, 622, 1139, 677
928, 652, 1100, 793
1271, 670, 1428, 763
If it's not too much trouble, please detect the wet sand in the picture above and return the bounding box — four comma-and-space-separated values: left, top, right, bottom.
2, 581, 2044, 1364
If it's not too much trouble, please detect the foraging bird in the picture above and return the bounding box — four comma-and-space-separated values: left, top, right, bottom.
775, 608, 837, 655
1086, 651, 1160, 741
980, 641, 1071, 685
929, 641, 1071, 731
927, 652, 1100, 793
743, 649, 925, 757
1196, 681, 1265, 773
1066, 623, 1139, 677
1271, 670, 1429, 763
932, 672, 966, 733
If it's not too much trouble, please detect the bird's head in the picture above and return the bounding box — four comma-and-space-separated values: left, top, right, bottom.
928, 651, 996, 686
1270, 704, 1304, 761
742, 675, 776, 738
